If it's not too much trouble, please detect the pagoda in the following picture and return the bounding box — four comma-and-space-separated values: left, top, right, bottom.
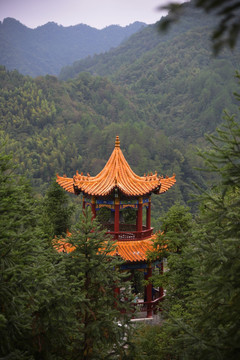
56, 136, 176, 318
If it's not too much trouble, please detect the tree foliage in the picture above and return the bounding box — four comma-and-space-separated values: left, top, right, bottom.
41, 179, 75, 239
174, 102, 240, 359
0, 139, 135, 359
151, 203, 194, 308
59, 207, 133, 359
132, 77, 240, 360
159, 0, 240, 53
0, 139, 75, 359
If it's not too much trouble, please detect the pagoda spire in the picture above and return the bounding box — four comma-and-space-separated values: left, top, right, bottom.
56, 135, 176, 197
115, 135, 120, 148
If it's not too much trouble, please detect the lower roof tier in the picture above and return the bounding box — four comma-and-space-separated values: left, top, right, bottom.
56, 236, 156, 263
110, 238, 154, 262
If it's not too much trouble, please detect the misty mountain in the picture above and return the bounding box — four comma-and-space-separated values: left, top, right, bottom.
59, 3, 216, 81
0, 18, 146, 77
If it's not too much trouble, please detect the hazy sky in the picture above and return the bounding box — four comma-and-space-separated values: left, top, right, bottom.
0, 0, 187, 29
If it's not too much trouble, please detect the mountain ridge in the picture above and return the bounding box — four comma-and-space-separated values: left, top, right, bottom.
0, 18, 146, 77
59, 4, 215, 81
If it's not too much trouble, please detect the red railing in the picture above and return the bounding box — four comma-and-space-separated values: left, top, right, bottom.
132, 295, 165, 318
106, 227, 153, 241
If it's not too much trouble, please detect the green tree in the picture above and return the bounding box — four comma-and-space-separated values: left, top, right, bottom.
151, 203, 194, 308
41, 179, 75, 239
173, 109, 240, 359
0, 142, 34, 358
131, 77, 240, 360
0, 140, 75, 359
130, 204, 194, 360
60, 207, 133, 360
149, 88, 240, 359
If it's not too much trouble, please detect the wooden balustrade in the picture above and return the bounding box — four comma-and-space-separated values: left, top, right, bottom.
105, 227, 153, 240
132, 295, 165, 318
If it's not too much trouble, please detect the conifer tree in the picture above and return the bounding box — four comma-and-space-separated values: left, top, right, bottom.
0, 142, 38, 358
131, 77, 240, 360
158, 87, 240, 359
175, 108, 240, 359
130, 204, 194, 360
41, 179, 74, 239
0, 140, 74, 359
60, 207, 132, 360
151, 203, 194, 309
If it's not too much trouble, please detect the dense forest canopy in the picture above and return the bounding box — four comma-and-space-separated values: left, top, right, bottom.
0, 65, 207, 219
59, 3, 240, 140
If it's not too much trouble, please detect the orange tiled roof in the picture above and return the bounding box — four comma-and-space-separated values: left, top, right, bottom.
57, 136, 176, 197
55, 236, 155, 262
111, 238, 154, 262
53, 230, 75, 253
56, 239, 75, 253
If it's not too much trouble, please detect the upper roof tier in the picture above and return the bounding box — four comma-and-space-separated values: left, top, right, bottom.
56, 136, 176, 197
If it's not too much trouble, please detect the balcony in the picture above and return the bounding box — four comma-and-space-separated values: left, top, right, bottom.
103, 224, 153, 241
119, 290, 165, 320
132, 295, 164, 319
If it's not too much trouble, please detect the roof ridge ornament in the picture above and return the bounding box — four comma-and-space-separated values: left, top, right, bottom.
115, 135, 120, 148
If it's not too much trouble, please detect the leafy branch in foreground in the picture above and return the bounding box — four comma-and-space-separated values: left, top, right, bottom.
159, 0, 240, 53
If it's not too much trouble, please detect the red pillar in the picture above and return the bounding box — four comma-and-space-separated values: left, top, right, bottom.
145, 264, 153, 318
160, 261, 164, 298
146, 197, 151, 229
82, 196, 86, 210
114, 197, 120, 237
91, 196, 96, 219
114, 286, 120, 297
135, 209, 138, 231
137, 197, 143, 232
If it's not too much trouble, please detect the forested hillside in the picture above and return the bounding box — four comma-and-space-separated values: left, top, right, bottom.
0, 65, 207, 219
60, 3, 240, 140
0, 18, 145, 77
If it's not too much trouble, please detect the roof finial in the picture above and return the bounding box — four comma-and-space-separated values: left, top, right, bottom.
115, 135, 120, 148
